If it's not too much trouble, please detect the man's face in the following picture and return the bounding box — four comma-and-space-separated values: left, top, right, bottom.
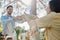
6, 7, 13, 15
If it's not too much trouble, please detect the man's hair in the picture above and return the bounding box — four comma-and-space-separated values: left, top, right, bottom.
7, 5, 13, 9
7, 38, 12, 40
49, 0, 60, 13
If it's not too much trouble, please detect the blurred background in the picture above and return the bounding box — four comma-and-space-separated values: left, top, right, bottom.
0, 0, 50, 40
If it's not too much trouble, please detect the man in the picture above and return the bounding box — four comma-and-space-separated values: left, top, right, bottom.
29, 0, 60, 40
1, 5, 21, 40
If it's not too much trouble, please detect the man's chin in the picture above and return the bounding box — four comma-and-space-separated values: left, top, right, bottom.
8, 13, 12, 15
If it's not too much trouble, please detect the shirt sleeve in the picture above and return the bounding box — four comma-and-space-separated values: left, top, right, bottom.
1, 16, 14, 22
35, 13, 55, 28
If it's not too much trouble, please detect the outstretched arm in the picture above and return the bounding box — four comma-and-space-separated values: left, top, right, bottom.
28, 12, 55, 28
1, 16, 14, 22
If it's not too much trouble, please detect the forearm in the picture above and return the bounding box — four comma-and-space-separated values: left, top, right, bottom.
28, 14, 53, 29
1, 18, 14, 22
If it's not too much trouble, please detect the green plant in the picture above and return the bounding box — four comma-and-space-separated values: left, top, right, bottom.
14, 26, 21, 40
14, 26, 27, 40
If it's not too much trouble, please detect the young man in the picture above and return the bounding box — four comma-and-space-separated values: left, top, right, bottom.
1, 5, 21, 40
29, 0, 60, 40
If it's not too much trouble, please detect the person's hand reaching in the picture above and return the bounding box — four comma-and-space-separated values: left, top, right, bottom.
13, 15, 27, 21
13, 16, 20, 21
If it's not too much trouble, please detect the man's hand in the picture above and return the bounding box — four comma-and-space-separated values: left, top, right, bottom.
13, 16, 21, 21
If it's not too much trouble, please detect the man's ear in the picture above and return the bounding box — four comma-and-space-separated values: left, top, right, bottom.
46, 4, 51, 14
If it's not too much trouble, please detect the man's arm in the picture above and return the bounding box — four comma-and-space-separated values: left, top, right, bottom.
1, 16, 14, 22
29, 12, 55, 28
1, 16, 20, 22
35, 13, 55, 28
